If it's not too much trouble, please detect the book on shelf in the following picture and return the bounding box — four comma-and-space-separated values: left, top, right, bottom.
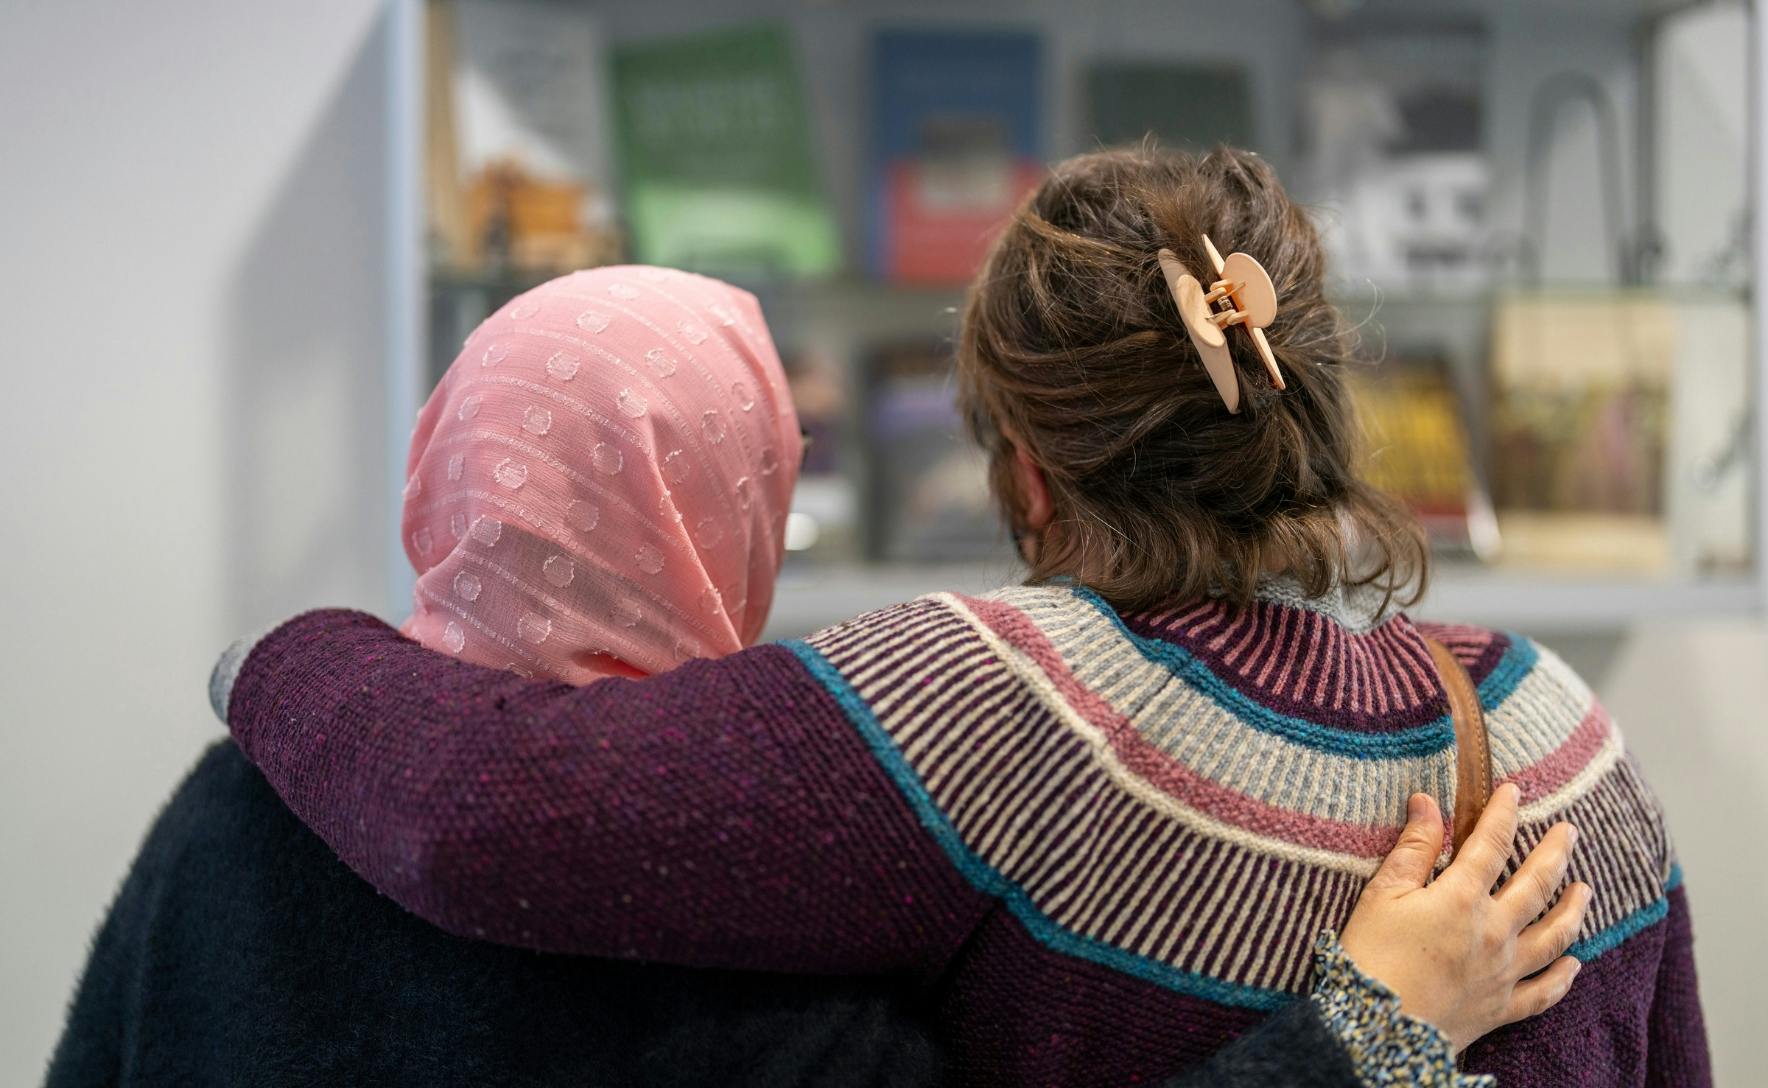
1083, 61, 1254, 152
860, 340, 1002, 563
1348, 350, 1498, 559
868, 29, 1045, 285
1487, 294, 1673, 572
780, 345, 858, 562
1662, 299, 1751, 574
1296, 19, 1492, 293
436, 0, 623, 274
610, 23, 839, 281
782, 346, 846, 480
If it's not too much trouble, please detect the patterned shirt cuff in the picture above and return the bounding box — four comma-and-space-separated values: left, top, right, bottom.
1309, 929, 1495, 1088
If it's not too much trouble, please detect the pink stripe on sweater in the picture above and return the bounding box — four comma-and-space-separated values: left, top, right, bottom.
956, 594, 1400, 859
1503, 700, 1612, 801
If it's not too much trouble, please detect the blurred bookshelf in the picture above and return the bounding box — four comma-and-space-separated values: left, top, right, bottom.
390, 0, 1766, 635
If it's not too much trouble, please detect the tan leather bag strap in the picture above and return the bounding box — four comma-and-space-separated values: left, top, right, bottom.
1424, 636, 1492, 854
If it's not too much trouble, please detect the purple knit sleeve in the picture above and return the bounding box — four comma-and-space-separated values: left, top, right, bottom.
1646, 885, 1713, 1087
226, 609, 989, 974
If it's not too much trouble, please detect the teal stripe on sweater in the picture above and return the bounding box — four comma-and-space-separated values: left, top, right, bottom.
1561, 863, 1685, 962
1569, 897, 1670, 962
785, 637, 1296, 1012
1070, 587, 1541, 760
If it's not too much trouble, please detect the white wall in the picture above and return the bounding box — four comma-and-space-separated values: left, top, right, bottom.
0, 2, 395, 1080
1599, 621, 1768, 1088
1656, 3, 1750, 285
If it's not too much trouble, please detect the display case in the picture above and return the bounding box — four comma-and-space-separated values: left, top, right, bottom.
384, 0, 1766, 637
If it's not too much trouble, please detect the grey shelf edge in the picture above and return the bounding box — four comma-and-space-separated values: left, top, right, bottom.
1415, 571, 1764, 632
761, 563, 1765, 641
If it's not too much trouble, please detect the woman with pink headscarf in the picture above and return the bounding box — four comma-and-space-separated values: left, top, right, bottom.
400, 264, 799, 684
52, 268, 951, 1087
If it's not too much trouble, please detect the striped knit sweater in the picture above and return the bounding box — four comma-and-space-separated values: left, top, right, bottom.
223, 581, 1711, 1087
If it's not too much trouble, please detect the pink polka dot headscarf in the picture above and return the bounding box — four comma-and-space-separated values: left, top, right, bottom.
401, 266, 802, 682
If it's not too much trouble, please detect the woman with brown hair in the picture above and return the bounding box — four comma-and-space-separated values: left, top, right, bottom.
206, 147, 1705, 1086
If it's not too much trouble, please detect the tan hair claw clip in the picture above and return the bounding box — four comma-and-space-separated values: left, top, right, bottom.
1156, 235, 1284, 414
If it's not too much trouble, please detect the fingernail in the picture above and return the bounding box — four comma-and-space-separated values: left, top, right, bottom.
1408, 793, 1426, 820
1566, 824, 1579, 846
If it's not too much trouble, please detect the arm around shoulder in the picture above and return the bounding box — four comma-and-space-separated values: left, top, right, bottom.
221, 608, 988, 973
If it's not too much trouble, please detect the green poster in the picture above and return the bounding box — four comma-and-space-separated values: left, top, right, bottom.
612, 23, 840, 280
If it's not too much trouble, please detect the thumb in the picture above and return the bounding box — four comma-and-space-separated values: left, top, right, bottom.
1368, 793, 1445, 893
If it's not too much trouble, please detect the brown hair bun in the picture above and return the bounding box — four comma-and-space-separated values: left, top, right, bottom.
957, 144, 1427, 612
